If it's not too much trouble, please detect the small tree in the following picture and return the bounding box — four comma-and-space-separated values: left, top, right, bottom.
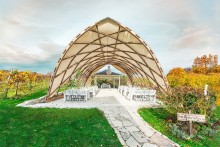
9, 70, 28, 96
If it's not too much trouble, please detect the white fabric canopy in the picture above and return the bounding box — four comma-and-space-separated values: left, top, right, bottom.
47, 17, 169, 101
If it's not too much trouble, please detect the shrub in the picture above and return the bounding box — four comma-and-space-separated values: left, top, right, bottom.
163, 87, 219, 140
164, 87, 216, 116
168, 123, 188, 140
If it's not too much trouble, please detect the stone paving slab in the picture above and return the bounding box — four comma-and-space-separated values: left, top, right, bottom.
112, 120, 123, 127
122, 120, 133, 127
131, 131, 151, 143
121, 132, 130, 140
125, 126, 140, 133
143, 143, 158, 147
126, 136, 141, 147
151, 133, 175, 147
138, 125, 155, 137
117, 126, 130, 134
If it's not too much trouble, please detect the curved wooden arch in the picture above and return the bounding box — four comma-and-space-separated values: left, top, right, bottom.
46, 17, 169, 100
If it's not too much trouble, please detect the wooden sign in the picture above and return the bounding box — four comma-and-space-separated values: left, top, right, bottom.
177, 113, 206, 123
177, 111, 206, 135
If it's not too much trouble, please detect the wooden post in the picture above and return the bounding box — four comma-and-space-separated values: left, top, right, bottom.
113, 77, 115, 88
189, 110, 193, 136
95, 76, 97, 86
119, 76, 120, 87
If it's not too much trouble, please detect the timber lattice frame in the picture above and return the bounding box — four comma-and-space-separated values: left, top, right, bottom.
46, 17, 169, 101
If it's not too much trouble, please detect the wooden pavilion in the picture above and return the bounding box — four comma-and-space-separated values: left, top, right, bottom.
46, 17, 169, 101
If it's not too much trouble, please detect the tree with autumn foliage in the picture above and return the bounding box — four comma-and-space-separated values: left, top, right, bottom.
0, 70, 10, 97
192, 54, 219, 74
7, 70, 29, 96
167, 67, 187, 88
0, 69, 50, 98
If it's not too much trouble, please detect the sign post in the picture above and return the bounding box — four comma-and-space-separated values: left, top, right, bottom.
204, 84, 208, 96
177, 112, 206, 135
204, 84, 209, 101
189, 110, 192, 136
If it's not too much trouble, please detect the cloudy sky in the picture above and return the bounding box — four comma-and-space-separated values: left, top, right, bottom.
0, 0, 219, 74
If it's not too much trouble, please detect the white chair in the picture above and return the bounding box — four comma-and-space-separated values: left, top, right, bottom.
119, 86, 125, 94
79, 90, 87, 101
71, 89, 79, 101
64, 90, 67, 102
123, 86, 130, 97
143, 90, 150, 101
87, 88, 93, 99
148, 90, 156, 102
133, 89, 142, 101
127, 87, 136, 100
64, 90, 71, 102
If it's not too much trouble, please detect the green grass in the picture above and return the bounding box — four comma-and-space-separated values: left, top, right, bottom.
138, 107, 220, 147
0, 89, 121, 147
0, 88, 48, 105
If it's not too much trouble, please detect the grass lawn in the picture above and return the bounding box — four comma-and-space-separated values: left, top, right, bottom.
138, 107, 220, 147
0, 90, 121, 147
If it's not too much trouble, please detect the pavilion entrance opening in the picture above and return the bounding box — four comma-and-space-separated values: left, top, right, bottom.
93, 65, 126, 89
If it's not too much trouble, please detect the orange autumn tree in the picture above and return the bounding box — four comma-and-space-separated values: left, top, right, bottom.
9, 70, 29, 96
0, 70, 10, 97
193, 54, 219, 74
167, 67, 187, 87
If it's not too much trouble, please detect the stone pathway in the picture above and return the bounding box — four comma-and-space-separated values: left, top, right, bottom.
96, 89, 179, 147
17, 89, 179, 147
100, 106, 157, 146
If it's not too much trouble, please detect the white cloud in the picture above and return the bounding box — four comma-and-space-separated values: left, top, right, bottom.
0, 43, 40, 64
171, 25, 216, 49
38, 41, 64, 59
0, 41, 64, 65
